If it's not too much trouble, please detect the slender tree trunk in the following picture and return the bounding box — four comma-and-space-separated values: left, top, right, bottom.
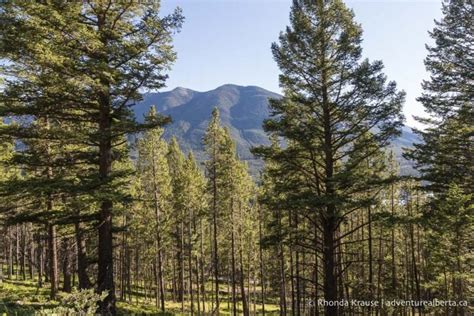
37, 233, 43, 288
391, 183, 397, 291
157, 245, 166, 311
45, 236, 50, 284
126, 245, 131, 303
322, 216, 337, 316
212, 176, 220, 314
288, 210, 295, 314
199, 220, 206, 314
258, 207, 266, 316
188, 208, 194, 315
294, 213, 301, 316
179, 222, 185, 310
368, 204, 374, 315
150, 143, 166, 313
376, 226, 384, 316
408, 195, 421, 315
195, 252, 201, 315
8, 227, 13, 279
20, 224, 26, 280
239, 248, 249, 316
313, 220, 320, 316
278, 210, 287, 316
62, 238, 72, 293
120, 216, 126, 301
0, 245, 2, 285
153, 260, 159, 308
47, 223, 58, 299
134, 248, 139, 305
172, 255, 177, 301
15, 224, 19, 280
28, 225, 34, 280
238, 202, 249, 316
231, 200, 237, 316
75, 221, 91, 289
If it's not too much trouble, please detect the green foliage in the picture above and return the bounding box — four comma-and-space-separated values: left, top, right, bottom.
37, 289, 108, 316
423, 183, 473, 299
403, 2, 473, 306
405, 0, 473, 194
254, 0, 405, 222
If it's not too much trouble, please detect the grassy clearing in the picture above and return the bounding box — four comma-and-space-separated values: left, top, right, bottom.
0, 278, 280, 315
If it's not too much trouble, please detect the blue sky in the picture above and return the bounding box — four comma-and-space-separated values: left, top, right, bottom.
160, 0, 443, 128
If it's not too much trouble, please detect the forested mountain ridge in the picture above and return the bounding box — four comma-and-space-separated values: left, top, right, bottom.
135, 84, 419, 174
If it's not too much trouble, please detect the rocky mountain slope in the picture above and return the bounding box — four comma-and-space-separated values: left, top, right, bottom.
135, 84, 418, 175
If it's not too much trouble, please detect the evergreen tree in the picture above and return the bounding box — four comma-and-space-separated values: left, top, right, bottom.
0, 121, 15, 286
0, 2, 183, 313
135, 107, 172, 312
405, 0, 473, 194
203, 108, 238, 314
423, 183, 472, 315
253, 1, 404, 314
404, 3, 473, 313
182, 152, 208, 315
167, 137, 187, 307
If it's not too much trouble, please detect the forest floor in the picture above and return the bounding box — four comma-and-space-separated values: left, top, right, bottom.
0, 278, 280, 315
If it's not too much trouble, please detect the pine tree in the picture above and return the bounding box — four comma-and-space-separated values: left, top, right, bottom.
253, 1, 404, 314
405, 0, 473, 194
0, 2, 183, 313
203, 108, 238, 314
135, 107, 172, 312
182, 152, 208, 315
404, 3, 473, 313
423, 184, 472, 315
0, 121, 15, 286
167, 137, 187, 308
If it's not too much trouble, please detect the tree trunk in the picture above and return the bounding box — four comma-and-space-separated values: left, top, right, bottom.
96, 98, 116, 314
390, 183, 397, 291
97, 173, 115, 314
188, 211, 194, 316
8, 227, 13, 279
96, 19, 116, 312
278, 210, 287, 316
28, 225, 34, 280
75, 221, 91, 289
47, 223, 58, 299
199, 219, 206, 314
294, 213, 301, 316
231, 208, 237, 316
20, 224, 26, 280
212, 173, 220, 314
322, 217, 337, 316
62, 238, 72, 293
258, 207, 266, 316
179, 222, 185, 309
16, 224, 19, 280
368, 204, 374, 315
37, 233, 43, 288
150, 141, 166, 313
239, 243, 249, 316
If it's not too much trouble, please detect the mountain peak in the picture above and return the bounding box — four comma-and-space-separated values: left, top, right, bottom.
135, 84, 418, 175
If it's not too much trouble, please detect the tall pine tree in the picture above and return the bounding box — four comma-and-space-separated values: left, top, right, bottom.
406, 0, 473, 193
253, 1, 404, 314
405, 2, 473, 313
0, 2, 183, 313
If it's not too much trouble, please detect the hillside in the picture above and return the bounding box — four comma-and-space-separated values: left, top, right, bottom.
135, 84, 418, 175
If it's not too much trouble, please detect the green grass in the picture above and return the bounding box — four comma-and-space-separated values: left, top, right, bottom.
0, 278, 280, 315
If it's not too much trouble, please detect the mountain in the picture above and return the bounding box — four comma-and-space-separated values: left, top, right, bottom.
134, 84, 419, 175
